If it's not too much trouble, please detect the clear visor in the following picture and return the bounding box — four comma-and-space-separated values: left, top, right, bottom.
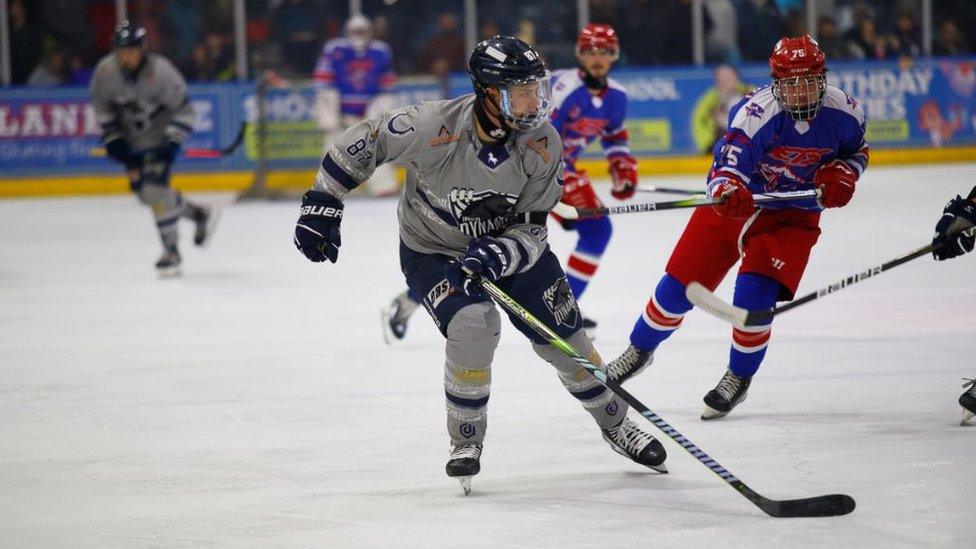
498, 74, 553, 131
772, 74, 826, 121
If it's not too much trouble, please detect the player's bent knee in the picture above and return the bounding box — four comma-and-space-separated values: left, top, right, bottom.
531, 329, 596, 376
446, 302, 501, 368
136, 183, 172, 207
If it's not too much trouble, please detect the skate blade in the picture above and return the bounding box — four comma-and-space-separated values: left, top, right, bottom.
962, 408, 975, 427
156, 266, 182, 278
197, 207, 221, 248
700, 405, 729, 421
457, 476, 472, 495
649, 463, 668, 474
380, 306, 403, 345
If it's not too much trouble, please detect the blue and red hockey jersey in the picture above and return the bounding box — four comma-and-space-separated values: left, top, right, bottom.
313, 38, 396, 117
550, 69, 632, 173
708, 84, 870, 210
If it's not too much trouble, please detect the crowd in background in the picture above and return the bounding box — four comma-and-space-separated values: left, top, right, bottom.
8, 0, 976, 87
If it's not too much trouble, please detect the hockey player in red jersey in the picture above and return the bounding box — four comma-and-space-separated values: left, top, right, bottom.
549, 23, 638, 336
607, 35, 869, 420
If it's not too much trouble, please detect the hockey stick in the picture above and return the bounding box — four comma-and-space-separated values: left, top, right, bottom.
89, 122, 247, 159
464, 267, 855, 518
635, 185, 703, 196
552, 189, 820, 220
686, 224, 976, 329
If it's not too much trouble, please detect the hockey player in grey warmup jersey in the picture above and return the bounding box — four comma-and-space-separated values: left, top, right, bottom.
90, 20, 218, 276
294, 36, 666, 493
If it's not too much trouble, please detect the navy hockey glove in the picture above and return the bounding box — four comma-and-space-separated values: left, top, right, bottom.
146, 139, 181, 164
104, 137, 133, 164
933, 187, 976, 261
445, 237, 513, 297
294, 190, 344, 263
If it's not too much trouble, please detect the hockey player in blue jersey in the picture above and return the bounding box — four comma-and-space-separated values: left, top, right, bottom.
607, 35, 870, 420
549, 23, 638, 336
313, 15, 398, 196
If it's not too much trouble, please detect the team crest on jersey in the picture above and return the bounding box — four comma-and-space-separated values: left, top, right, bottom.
768, 146, 833, 167
477, 144, 509, 170
568, 105, 582, 119
566, 117, 608, 137
448, 187, 519, 237
543, 277, 579, 328
745, 103, 765, 119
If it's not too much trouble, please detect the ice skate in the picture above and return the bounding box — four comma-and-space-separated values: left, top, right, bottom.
381, 291, 419, 344
193, 205, 220, 247
702, 368, 752, 420
960, 377, 975, 426
155, 248, 182, 277
446, 442, 482, 495
606, 344, 654, 384
601, 417, 667, 473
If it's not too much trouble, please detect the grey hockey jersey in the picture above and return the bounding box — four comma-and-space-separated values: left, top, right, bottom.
89, 53, 195, 151
313, 94, 564, 275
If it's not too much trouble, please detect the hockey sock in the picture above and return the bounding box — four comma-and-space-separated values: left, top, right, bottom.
407, 287, 421, 303
728, 273, 779, 378
629, 273, 691, 351
565, 216, 613, 298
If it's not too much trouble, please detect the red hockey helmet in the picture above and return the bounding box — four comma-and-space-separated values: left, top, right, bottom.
769, 35, 827, 121
576, 23, 620, 60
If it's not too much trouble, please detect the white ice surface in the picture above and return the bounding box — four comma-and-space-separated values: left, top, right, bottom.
1, 164, 975, 547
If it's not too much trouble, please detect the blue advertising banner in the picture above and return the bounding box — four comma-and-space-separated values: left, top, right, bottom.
1, 58, 973, 178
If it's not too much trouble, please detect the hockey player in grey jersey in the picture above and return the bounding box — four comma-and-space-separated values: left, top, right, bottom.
90, 20, 218, 276
294, 37, 666, 493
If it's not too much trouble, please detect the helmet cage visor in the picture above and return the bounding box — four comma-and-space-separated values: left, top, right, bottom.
772, 74, 826, 121
497, 73, 553, 131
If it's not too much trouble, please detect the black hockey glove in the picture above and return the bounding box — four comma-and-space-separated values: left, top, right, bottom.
146, 139, 181, 164
105, 137, 133, 164
933, 187, 976, 261
445, 236, 513, 298
294, 190, 344, 263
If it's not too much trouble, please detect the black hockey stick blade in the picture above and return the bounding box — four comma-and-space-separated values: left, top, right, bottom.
221, 121, 247, 154
760, 493, 857, 518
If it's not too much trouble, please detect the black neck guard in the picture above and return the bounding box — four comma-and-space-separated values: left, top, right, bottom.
580, 67, 608, 91
473, 97, 510, 143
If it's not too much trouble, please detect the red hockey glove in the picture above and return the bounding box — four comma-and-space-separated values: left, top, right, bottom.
608, 155, 638, 200
814, 160, 857, 208
710, 176, 754, 218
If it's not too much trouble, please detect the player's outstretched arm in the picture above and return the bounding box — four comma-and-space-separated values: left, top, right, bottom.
933, 185, 976, 261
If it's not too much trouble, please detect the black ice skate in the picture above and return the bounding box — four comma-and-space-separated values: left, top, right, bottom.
601, 418, 668, 473
960, 377, 976, 426
155, 248, 182, 277
193, 205, 220, 247
381, 291, 419, 344
702, 368, 752, 420
446, 442, 482, 495
606, 345, 654, 384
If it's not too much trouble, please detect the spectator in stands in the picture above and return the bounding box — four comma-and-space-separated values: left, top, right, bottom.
9, 0, 41, 85
662, 0, 708, 65
736, 0, 783, 61
272, 0, 324, 76
891, 10, 922, 58
27, 49, 67, 87
691, 64, 752, 154
704, 0, 738, 63
933, 20, 970, 56
847, 18, 891, 60
67, 52, 94, 85
415, 12, 466, 74
816, 16, 849, 61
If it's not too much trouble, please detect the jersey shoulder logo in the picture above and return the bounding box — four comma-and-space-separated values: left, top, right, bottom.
429, 124, 459, 147
526, 137, 551, 163
745, 103, 765, 119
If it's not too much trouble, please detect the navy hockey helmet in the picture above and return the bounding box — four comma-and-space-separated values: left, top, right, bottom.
468, 36, 553, 131
113, 20, 148, 49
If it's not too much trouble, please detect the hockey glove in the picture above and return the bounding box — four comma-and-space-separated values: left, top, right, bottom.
609, 155, 638, 200
445, 236, 514, 298
294, 190, 344, 263
814, 159, 857, 208
105, 137, 133, 165
146, 139, 181, 164
932, 187, 976, 261
710, 176, 754, 218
